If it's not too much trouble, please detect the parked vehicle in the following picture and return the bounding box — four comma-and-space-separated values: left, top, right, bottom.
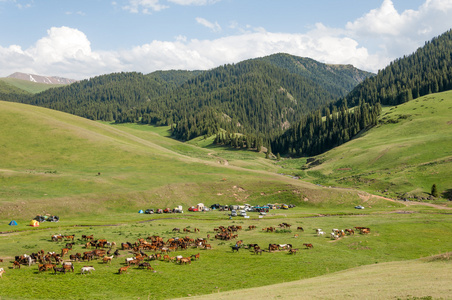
230, 210, 237, 217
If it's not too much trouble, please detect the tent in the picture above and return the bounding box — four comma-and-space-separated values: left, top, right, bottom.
196, 203, 205, 211
138, 210, 144, 214
9, 220, 17, 226
30, 220, 40, 227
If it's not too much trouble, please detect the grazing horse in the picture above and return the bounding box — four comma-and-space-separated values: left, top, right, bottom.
231, 245, 241, 252
81, 266, 95, 274
345, 228, 355, 235
303, 243, 314, 249
180, 258, 191, 265
289, 249, 298, 254
268, 244, 278, 252
297, 227, 304, 231
191, 253, 200, 260
254, 249, 263, 255
13, 261, 20, 269
53, 266, 66, 274
64, 235, 75, 241
38, 264, 55, 272
138, 262, 151, 268
61, 248, 70, 257
0, 269, 5, 279
62, 262, 74, 273
102, 255, 114, 264
118, 265, 130, 274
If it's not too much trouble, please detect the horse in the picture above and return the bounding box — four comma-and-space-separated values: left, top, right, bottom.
231, 245, 241, 252
38, 263, 55, 272
118, 265, 130, 274
138, 262, 151, 268
268, 244, 278, 252
345, 228, 355, 235
180, 258, 191, 265
0, 268, 4, 279
289, 249, 298, 254
297, 226, 304, 231
81, 266, 95, 274
53, 266, 66, 274
303, 243, 314, 249
62, 262, 74, 272
102, 255, 114, 264
191, 253, 200, 260
254, 248, 263, 255
61, 248, 70, 257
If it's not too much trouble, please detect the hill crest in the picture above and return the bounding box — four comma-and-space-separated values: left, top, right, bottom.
7, 72, 78, 85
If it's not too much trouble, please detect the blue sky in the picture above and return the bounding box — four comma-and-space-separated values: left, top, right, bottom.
1, 0, 451, 79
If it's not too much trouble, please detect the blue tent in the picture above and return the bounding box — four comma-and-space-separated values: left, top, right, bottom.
9, 220, 18, 226
138, 210, 144, 214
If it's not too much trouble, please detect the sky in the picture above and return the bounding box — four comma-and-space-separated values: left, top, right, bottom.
1, 0, 452, 80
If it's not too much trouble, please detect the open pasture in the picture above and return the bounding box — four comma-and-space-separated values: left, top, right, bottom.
0, 209, 451, 299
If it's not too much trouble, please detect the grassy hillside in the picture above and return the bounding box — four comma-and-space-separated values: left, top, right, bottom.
186, 256, 452, 300
1, 100, 451, 300
0, 100, 374, 227
281, 90, 452, 201
0, 77, 61, 93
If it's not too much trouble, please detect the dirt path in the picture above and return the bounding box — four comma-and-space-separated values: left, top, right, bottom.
207, 152, 229, 166
360, 193, 452, 210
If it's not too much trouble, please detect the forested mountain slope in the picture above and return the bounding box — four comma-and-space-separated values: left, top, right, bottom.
257, 53, 373, 98
4, 54, 372, 142
271, 29, 452, 157
338, 29, 452, 108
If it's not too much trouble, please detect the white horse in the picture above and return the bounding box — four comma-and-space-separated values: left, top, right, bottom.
81, 266, 95, 274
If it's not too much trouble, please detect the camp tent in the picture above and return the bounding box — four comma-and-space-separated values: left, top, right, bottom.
196, 203, 205, 211
9, 220, 17, 226
30, 220, 40, 227
138, 210, 144, 214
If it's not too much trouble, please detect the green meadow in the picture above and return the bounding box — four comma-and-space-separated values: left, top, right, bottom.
0, 99, 451, 299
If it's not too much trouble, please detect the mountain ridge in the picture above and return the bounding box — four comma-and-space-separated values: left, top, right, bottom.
7, 72, 78, 85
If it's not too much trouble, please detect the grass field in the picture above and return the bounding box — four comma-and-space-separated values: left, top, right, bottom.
0, 209, 451, 299
1, 98, 452, 299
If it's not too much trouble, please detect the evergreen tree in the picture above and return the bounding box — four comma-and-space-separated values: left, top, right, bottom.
431, 184, 439, 197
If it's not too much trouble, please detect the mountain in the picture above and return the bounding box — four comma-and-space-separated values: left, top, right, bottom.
271, 29, 452, 157
6, 54, 372, 142
256, 53, 373, 98
7, 72, 78, 85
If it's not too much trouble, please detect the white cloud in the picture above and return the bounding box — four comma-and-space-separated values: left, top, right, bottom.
196, 17, 221, 32
1, 0, 452, 79
168, 0, 220, 5
346, 0, 452, 59
122, 0, 168, 14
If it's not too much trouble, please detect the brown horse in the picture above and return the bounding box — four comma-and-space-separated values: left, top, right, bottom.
118, 265, 130, 274
303, 243, 314, 249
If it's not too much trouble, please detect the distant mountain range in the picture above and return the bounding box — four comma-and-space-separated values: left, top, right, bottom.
7, 72, 77, 85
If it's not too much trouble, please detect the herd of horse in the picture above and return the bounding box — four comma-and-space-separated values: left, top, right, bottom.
1, 223, 371, 279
